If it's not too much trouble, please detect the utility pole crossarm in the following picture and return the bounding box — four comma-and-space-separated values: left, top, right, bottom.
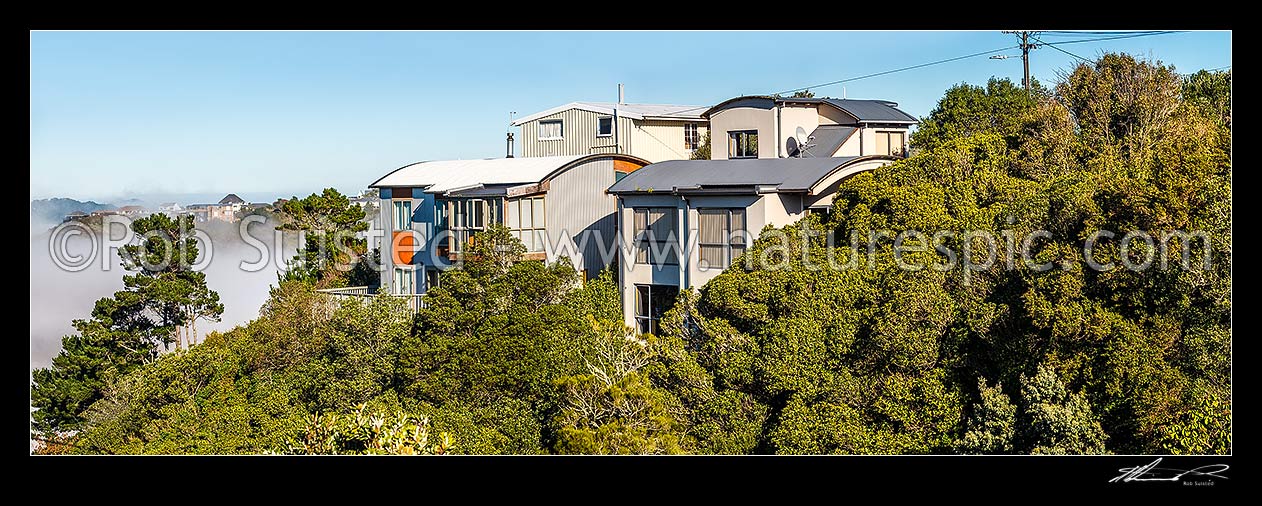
1001, 30, 1041, 91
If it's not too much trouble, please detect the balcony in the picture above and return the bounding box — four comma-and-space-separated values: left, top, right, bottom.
315, 286, 425, 313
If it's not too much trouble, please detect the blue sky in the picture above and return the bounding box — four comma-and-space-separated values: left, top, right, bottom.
30, 30, 1231, 203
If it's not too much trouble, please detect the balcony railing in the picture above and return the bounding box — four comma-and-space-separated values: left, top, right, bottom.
315, 286, 425, 313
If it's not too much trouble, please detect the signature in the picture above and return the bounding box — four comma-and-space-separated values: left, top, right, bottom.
1110, 458, 1229, 483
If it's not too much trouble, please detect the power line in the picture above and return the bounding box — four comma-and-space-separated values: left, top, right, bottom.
1041, 30, 1171, 36
772, 45, 1020, 96
1040, 31, 1185, 45
657, 30, 1188, 117
1032, 35, 1091, 63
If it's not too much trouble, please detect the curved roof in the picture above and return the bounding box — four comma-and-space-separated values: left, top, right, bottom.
370, 154, 648, 194
607, 155, 899, 195
511, 102, 706, 125
702, 95, 917, 123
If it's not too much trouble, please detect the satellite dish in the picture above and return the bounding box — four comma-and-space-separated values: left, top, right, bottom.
795, 126, 809, 145
785, 137, 799, 157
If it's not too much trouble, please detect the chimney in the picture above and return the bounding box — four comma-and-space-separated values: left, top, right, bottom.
506, 132, 514, 158
618, 83, 625, 105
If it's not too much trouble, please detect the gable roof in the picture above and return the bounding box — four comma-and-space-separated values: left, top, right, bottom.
512, 102, 706, 126
219, 194, 245, 204
370, 154, 648, 195
607, 155, 898, 195
703, 95, 918, 124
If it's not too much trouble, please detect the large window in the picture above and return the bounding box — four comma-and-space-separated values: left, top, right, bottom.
393, 268, 414, 295
698, 208, 747, 270
597, 116, 613, 137
392, 200, 412, 230
506, 196, 546, 253
875, 131, 906, 157
684, 123, 701, 150
539, 119, 563, 140
633, 207, 678, 265
634, 284, 677, 335
728, 130, 758, 158
445, 199, 501, 254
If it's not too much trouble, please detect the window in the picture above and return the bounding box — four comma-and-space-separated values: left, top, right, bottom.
506, 196, 546, 253
392, 200, 412, 230
728, 130, 758, 158
539, 119, 563, 140
684, 123, 700, 150
875, 131, 906, 157
596, 116, 613, 137
444, 198, 500, 254
393, 268, 414, 295
425, 269, 440, 292
698, 209, 747, 270
634, 284, 678, 335
633, 207, 678, 265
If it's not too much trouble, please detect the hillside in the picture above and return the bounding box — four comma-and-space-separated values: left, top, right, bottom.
30, 198, 113, 225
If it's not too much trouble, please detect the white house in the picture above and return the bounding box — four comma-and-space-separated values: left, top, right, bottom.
606, 155, 899, 334
704, 96, 917, 160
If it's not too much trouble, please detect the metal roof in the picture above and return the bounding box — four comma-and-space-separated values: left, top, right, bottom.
607, 155, 898, 195
371, 155, 582, 193
793, 125, 856, 158
445, 183, 520, 197
703, 95, 918, 124
820, 98, 918, 123
370, 154, 648, 195
511, 102, 706, 125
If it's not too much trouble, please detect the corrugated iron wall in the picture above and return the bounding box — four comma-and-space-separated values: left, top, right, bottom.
520, 108, 635, 158
545, 157, 626, 275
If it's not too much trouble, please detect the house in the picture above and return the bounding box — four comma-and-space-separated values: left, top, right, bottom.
184, 206, 210, 223
703, 96, 917, 160
207, 205, 236, 222
370, 153, 649, 296
63, 211, 88, 222
186, 194, 249, 222
184, 205, 211, 222
511, 102, 708, 163
606, 155, 899, 334
116, 205, 146, 216
158, 202, 183, 213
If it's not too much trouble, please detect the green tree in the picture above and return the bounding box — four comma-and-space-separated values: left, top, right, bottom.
910, 77, 1039, 152
32, 214, 221, 434
553, 319, 687, 454
276, 188, 370, 288
287, 404, 452, 455
1182, 68, 1231, 128
120, 213, 224, 349
667, 53, 1228, 455
957, 379, 1017, 454
1019, 364, 1108, 454
690, 131, 711, 160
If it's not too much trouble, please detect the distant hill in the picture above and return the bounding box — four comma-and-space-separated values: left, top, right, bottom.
30, 198, 113, 225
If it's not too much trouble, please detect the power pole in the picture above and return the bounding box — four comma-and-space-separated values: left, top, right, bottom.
1003, 30, 1040, 90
